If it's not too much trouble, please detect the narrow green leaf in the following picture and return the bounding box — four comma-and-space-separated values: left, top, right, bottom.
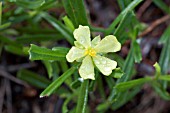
151, 81, 170, 100
28, 44, 67, 61
62, 94, 74, 113
106, 0, 143, 34
159, 75, 170, 81
76, 80, 89, 113
17, 69, 51, 89
159, 38, 170, 74
153, 62, 161, 79
42, 61, 53, 78
98, 46, 135, 111
117, 47, 134, 83
40, 63, 79, 97
0, 22, 11, 30
0, 35, 22, 47
62, 16, 75, 31
117, 0, 133, 10
5, 45, 28, 56
115, 77, 151, 92
132, 40, 142, 63
0, 2, 2, 26
114, 11, 134, 43
62, 0, 89, 27
111, 85, 141, 110
41, 12, 74, 45
71, 79, 81, 89
16, 34, 63, 43
89, 25, 106, 33
153, 0, 170, 14
159, 25, 170, 44
159, 36, 170, 88
8, 0, 16, 2
15, 0, 45, 9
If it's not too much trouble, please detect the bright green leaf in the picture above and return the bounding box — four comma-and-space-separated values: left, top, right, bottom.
28, 44, 67, 61
114, 77, 151, 92
40, 63, 79, 97
76, 80, 89, 113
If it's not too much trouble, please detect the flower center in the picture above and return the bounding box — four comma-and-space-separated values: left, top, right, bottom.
85, 48, 96, 57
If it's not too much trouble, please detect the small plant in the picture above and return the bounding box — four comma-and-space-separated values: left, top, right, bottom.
1, 0, 170, 113
66, 25, 121, 80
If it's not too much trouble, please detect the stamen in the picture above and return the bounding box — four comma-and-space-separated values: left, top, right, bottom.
85, 48, 96, 57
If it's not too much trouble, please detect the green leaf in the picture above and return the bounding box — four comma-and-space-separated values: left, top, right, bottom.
40, 63, 79, 97
111, 85, 141, 110
41, 12, 74, 45
62, 16, 75, 31
28, 44, 68, 61
159, 75, 170, 81
106, 0, 143, 34
117, 46, 134, 83
71, 79, 81, 89
0, 2, 2, 26
8, 0, 16, 2
159, 38, 170, 74
132, 40, 142, 63
159, 25, 170, 44
117, 0, 133, 10
0, 35, 22, 47
110, 68, 124, 79
5, 45, 28, 56
76, 80, 89, 113
151, 81, 170, 100
17, 69, 50, 89
159, 34, 170, 88
114, 11, 134, 43
153, 0, 170, 14
153, 62, 161, 79
62, 0, 89, 27
114, 77, 151, 92
98, 46, 135, 111
16, 34, 63, 43
0, 22, 11, 30
42, 61, 53, 78
15, 0, 45, 9
62, 94, 74, 113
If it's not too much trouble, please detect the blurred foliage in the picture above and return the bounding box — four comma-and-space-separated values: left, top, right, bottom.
0, 0, 170, 113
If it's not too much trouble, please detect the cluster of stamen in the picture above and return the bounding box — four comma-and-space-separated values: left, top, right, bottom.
85, 48, 96, 57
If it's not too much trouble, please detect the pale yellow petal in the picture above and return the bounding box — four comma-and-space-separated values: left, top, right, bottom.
66, 46, 85, 62
79, 56, 95, 80
73, 25, 91, 48
91, 35, 101, 47
74, 41, 84, 49
94, 35, 121, 53
93, 55, 117, 76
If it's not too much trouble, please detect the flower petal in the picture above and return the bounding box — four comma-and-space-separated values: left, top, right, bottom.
93, 55, 117, 76
79, 56, 95, 80
66, 46, 85, 62
91, 35, 101, 47
73, 25, 91, 48
74, 41, 84, 49
94, 35, 121, 53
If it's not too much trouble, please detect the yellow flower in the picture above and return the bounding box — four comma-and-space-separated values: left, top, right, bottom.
66, 25, 121, 80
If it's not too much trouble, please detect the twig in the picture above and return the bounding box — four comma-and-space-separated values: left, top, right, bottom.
0, 63, 37, 72
0, 69, 30, 88
0, 79, 6, 113
138, 15, 170, 37
137, 0, 152, 18
5, 79, 12, 113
